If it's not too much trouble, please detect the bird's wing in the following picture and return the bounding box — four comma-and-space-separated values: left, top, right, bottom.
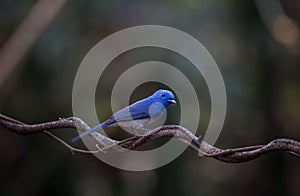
111, 98, 152, 122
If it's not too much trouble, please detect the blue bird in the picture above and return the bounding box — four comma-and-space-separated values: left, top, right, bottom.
70, 89, 176, 142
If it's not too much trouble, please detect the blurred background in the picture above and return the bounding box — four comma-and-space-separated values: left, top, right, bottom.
0, 0, 300, 195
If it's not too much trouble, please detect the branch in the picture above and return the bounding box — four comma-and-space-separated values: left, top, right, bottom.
0, 113, 299, 163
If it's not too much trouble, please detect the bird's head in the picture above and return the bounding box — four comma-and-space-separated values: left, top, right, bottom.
152, 89, 176, 108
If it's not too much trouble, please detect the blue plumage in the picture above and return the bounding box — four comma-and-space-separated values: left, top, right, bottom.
70, 89, 176, 142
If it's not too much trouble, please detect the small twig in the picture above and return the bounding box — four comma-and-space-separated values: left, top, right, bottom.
44, 131, 100, 154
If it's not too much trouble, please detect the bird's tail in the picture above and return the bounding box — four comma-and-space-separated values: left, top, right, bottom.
70, 122, 107, 143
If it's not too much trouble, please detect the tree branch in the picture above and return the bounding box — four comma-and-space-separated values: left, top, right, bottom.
0, 113, 299, 163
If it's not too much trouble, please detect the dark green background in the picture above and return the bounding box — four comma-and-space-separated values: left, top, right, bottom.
0, 0, 299, 196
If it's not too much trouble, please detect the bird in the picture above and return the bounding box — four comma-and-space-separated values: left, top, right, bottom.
70, 89, 176, 142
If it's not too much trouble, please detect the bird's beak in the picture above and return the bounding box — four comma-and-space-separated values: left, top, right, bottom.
167, 98, 176, 105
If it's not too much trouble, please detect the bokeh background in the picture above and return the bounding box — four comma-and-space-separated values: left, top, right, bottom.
0, 0, 300, 195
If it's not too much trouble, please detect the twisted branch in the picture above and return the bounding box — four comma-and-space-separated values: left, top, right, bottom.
0, 113, 299, 163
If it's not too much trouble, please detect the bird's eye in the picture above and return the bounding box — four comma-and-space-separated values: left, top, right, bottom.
162, 93, 165, 97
